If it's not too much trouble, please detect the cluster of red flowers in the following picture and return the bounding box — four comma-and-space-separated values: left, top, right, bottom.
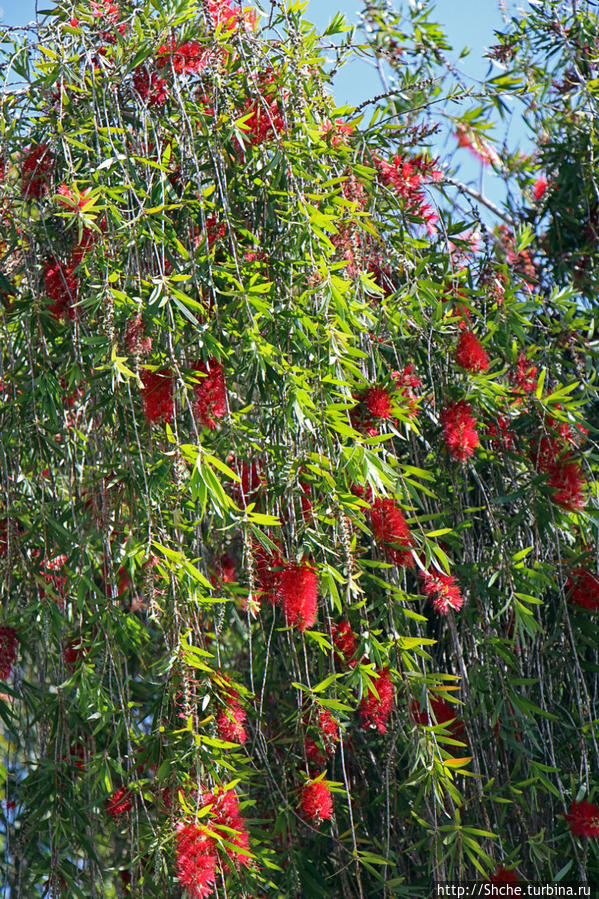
531, 418, 587, 511
332, 620, 358, 668
490, 867, 519, 886
215, 677, 247, 744
421, 571, 464, 615
440, 401, 480, 462
21, 144, 53, 200
156, 40, 208, 75
300, 778, 333, 823
132, 67, 169, 106
175, 824, 218, 899
374, 152, 441, 233
410, 693, 465, 739
565, 799, 599, 838
351, 384, 395, 435
454, 330, 490, 373
43, 259, 78, 320
510, 353, 538, 394
207, 0, 258, 31
105, 785, 133, 819
140, 369, 175, 424
40, 554, 68, 608
175, 786, 251, 896
391, 364, 421, 417
125, 315, 152, 357
192, 360, 227, 429
238, 73, 286, 146
0, 627, 18, 680
277, 562, 319, 631
359, 667, 395, 734
305, 706, 339, 766
532, 175, 548, 201
486, 413, 515, 453
369, 497, 414, 566
565, 566, 599, 611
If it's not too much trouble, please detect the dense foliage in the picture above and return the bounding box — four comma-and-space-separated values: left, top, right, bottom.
1, 0, 599, 895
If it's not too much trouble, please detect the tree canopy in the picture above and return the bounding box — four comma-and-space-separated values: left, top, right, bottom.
0, 0, 599, 895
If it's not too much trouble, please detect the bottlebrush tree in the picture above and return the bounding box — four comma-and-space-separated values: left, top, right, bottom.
0, 0, 599, 895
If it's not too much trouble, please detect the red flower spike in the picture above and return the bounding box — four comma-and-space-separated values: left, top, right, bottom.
300, 779, 333, 823
547, 459, 586, 511
21, 144, 53, 199
532, 176, 548, 201
566, 567, 599, 611
156, 40, 209, 75
454, 330, 490, 373
106, 785, 133, 819
43, 259, 78, 320
0, 627, 18, 680
363, 386, 393, 419
175, 823, 218, 898
421, 571, 464, 615
192, 360, 227, 429
510, 353, 538, 394
332, 620, 358, 668
140, 369, 174, 424
409, 694, 465, 740
200, 787, 251, 869
277, 562, 318, 631
132, 67, 169, 106
216, 704, 247, 744
490, 867, 519, 885
440, 401, 479, 462
359, 667, 395, 734
565, 799, 599, 838
369, 497, 414, 566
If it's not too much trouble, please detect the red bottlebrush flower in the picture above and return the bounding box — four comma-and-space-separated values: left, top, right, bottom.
228, 457, 262, 507
192, 360, 227, 429
510, 353, 538, 394
214, 551, 236, 584
363, 386, 393, 419
175, 823, 218, 899
332, 620, 358, 668
392, 364, 422, 416
547, 459, 586, 511
203, 787, 251, 869
369, 497, 414, 566
63, 639, 87, 669
132, 67, 169, 105
410, 694, 464, 739
0, 627, 18, 680
565, 799, 599, 838
486, 414, 515, 452
566, 567, 599, 611
532, 176, 548, 201
359, 667, 395, 734
490, 866, 519, 885
43, 259, 78, 320
216, 704, 247, 744
40, 554, 67, 608
140, 369, 174, 424
277, 562, 318, 631
440, 401, 479, 462
208, 0, 257, 31
251, 539, 283, 605
300, 779, 333, 823
21, 144, 53, 199
106, 785, 133, 819
125, 316, 152, 356
156, 40, 208, 75
421, 570, 464, 615
374, 152, 440, 233
454, 330, 490, 373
